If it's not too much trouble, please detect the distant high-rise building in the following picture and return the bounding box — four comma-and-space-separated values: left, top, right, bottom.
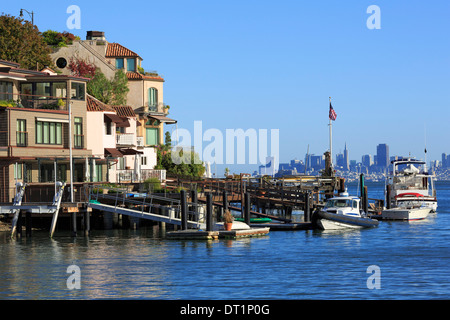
362, 154, 373, 167
343, 143, 349, 171
376, 144, 389, 168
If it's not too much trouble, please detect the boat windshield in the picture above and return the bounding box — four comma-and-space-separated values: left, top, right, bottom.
326, 199, 357, 208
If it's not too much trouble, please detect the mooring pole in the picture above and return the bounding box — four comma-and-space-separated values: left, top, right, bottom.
25, 211, 32, 237
84, 209, 90, 236
219, 190, 228, 222
71, 211, 77, 237
304, 192, 311, 223
364, 186, 369, 214
244, 192, 251, 225
191, 189, 198, 221
206, 193, 213, 231
181, 189, 188, 230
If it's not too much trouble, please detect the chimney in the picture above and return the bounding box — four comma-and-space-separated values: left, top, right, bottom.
86, 31, 106, 41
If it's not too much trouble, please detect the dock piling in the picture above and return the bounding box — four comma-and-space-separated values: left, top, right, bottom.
304, 192, 311, 222
181, 189, 188, 231
206, 193, 213, 231
244, 192, 251, 225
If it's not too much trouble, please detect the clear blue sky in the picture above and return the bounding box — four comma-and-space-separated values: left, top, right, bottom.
3, 1, 449, 175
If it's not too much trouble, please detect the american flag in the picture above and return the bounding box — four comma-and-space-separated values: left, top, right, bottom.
329, 102, 337, 121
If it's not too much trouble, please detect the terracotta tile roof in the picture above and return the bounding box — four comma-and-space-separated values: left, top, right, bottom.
86, 94, 115, 112
126, 71, 164, 82
111, 105, 136, 118
106, 43, 141, 58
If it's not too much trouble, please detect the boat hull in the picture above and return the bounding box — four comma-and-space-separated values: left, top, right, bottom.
312, 210, 379, 230
380, 207, 430, 221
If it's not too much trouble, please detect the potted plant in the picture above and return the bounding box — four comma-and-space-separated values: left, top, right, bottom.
223, 209, 234, 231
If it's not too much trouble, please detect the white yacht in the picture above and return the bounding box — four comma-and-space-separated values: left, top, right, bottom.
383, 158, 437, 218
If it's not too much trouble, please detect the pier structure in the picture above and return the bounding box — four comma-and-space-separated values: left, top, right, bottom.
166, 174, 344, 226
1, 173, 366, 238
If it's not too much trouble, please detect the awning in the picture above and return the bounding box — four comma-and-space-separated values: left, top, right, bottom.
148, 115, 177, 124
104, 113, 130, 127
36, 117, 69, 123
116, 118, 130, 128
105, 148, 123, 157
119, 148, 144, 155
104, 113, 124, 123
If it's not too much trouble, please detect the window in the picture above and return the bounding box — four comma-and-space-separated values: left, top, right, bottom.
116, 58, 124, 69
71, 82, 85, 100
93, 164, 102, 182
56, 57, 67, 69
16, 119, 27, 147
105, 121, 112, 135
146, 128, 159, 146
118, 157, 125, 170
36, 121, 62, 145
74, 117, 83, 148
148, 88, 158, 108
52, 82, 67, 98
14, 163, 23, 180
35, 82, 51, 97
141, 156, 147, 166
127, 58, 135, 72
0, 81, 13, 100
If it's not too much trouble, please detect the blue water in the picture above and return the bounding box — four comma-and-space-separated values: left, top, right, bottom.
0, 181, 449, 300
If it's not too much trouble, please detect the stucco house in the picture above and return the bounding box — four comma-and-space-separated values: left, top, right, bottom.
50, 31, 177, 171
0, 59, 92, 202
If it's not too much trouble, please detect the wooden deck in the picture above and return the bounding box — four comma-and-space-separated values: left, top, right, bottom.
166, 227, 270, 240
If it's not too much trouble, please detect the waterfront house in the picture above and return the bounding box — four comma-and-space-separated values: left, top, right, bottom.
50, 31, 177, 171
0, 59, 92, 202
86, 95, 165, 183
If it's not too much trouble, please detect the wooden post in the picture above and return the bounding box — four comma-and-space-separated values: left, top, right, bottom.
16, 210, 23, 238
244, 192, 251, 225
84, 209, 90, 236
206, 193, 213, 231
304, 192, 311, 222
360, 173, 365, 210
25, 211, 32, 237
191, 189, 198, 221
386, 184, 391, 209
219, 190, 228, 222
364, 186, 369, 214
180, 189, 188, 231
71, 211, 77, 237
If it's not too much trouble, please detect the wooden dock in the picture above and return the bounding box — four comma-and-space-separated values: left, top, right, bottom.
166, 227, 270, 240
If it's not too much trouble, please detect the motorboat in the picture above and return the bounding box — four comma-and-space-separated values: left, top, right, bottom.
385, 158, 437, 213
312, 191, 379, 230
379, 206, 430, 221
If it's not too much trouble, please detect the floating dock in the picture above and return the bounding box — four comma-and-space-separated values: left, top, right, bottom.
166, 227, 270, 240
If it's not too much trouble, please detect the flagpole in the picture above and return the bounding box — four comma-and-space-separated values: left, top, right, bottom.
329, 97, 333, 168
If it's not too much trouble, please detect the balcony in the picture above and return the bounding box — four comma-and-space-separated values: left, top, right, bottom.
0, 92, 68, 111
145, 102, 169, 114
116, 133, 135, 146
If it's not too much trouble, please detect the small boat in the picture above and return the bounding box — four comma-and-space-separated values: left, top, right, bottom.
312, 191, 379, 230
380, 206, 430, 221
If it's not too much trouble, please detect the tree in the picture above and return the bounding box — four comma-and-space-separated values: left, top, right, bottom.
110, 69, 129, 105
42, 30, 80, 48
68, 57, 96, 78
67, 57, 129, 105
0, 14, 52, 70
87, 71, 112, 103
